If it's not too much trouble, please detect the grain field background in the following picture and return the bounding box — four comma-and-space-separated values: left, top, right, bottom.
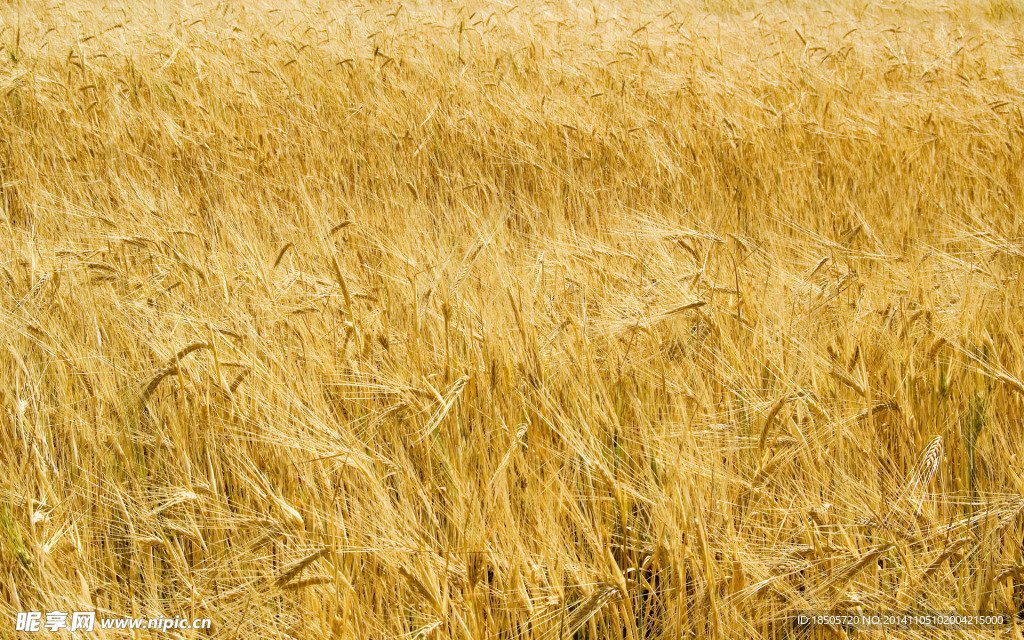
2, 0, 1024, 637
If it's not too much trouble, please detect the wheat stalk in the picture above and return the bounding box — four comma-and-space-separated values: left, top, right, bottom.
141, 342, 213, 402
557, 582, 622, 640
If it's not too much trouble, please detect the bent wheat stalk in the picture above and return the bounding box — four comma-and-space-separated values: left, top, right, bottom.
886, 435, 944, 531
558, 582, 622, 640
141, 342, 213, 402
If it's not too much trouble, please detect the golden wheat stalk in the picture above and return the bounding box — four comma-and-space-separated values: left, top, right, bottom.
557, 582, 622, 640
275, 547, 330, 588
140, 342, 213, 402
885, 435, 943, 532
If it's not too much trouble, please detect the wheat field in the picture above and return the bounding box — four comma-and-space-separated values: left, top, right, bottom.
2, 0, 1024, 638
